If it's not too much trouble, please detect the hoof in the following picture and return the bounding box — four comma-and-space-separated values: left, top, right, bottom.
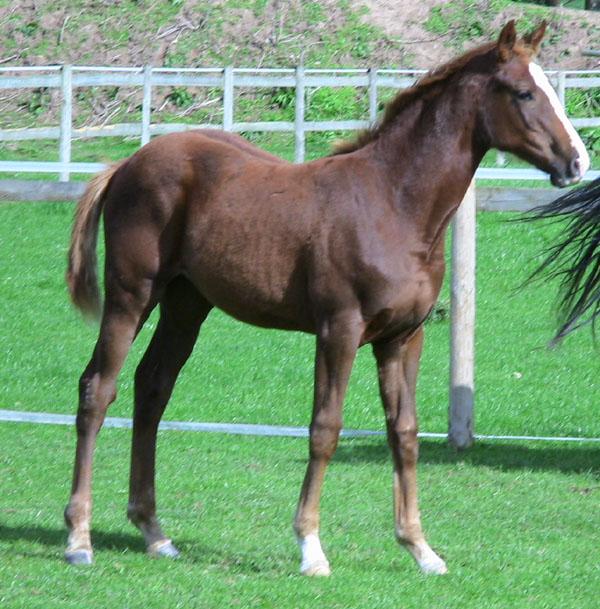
419, 556, 448, 575
404, 539, 448, 575
65, 548, 93, 565
148, 539, 180, 559
300, 560, 331, 576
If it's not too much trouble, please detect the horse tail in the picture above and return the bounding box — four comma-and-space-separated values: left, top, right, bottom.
66, 160, 127, 321
523, 176, 600, 344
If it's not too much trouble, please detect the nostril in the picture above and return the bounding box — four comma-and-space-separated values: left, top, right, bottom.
570, 155, 581, 178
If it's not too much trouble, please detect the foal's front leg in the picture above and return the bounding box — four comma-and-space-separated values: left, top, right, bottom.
373, 328, 448, 574
293, 313, 363, 576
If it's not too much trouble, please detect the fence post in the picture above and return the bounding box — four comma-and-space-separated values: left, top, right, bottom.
557, 70, 566, 108
223, 66, 234, 131
449, 178, 476, 450
59, 64, 72, 182
141, 65, 152, 146
368, 68, 378, 122
294, 65, 305, 163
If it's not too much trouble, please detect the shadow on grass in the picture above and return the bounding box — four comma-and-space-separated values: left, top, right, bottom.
0, 522, 289, 574
181, 542, 292, 574
333, 437, 600, 478
0, 523, 147, 554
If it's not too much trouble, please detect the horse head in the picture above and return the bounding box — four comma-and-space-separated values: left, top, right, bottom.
480, 20, 589, 187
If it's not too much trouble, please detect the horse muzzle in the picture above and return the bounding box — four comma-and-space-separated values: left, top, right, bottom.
550, 153, 588, 188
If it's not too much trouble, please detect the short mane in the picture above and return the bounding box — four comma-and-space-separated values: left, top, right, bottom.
332, 42, 499, 155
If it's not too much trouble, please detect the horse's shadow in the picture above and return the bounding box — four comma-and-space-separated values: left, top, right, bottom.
334, 437, 600, 479
0, 523, 288, 573
0, 523, 147, 554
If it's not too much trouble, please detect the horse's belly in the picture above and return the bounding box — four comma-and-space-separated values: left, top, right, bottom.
184, 253, 314, 332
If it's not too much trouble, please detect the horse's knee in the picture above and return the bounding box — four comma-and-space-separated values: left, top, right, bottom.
390, 426, 419, 465
309, 414, 343, 460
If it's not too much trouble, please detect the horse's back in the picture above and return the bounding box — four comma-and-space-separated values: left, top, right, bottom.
100, 131, 320, 330
104, 130, 292, 227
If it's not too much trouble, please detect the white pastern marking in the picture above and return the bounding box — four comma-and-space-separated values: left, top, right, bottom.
411, 543, 449, 574
298, 533, 328, 572
529, 62, 590, 177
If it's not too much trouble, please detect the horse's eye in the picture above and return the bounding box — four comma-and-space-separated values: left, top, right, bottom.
516, 89, 534, 102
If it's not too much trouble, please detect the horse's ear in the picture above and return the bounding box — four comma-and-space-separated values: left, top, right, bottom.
522, 20, 547, 56
497, 20, 517, 62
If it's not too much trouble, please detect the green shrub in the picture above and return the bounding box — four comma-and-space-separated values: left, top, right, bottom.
306, 87, 365, 121
168, 87, 194, 109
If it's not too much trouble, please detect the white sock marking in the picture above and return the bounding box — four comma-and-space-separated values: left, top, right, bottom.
298, 533, 328, 572
529, 62, 590, 177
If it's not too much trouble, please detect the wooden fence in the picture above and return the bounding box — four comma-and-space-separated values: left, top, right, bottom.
1, 65, 599, 179
1, 65, 599, 447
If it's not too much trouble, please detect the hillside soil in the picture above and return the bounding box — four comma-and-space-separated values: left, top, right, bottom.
1, 0, 599, 71
1, 1, 599, 132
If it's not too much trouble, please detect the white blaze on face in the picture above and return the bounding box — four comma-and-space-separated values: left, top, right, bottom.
529, 62, 590, 177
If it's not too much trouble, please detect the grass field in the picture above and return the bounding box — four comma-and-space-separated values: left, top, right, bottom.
1, 423, 598, 609
2, 0, 600, 603
1, 190, 600, 607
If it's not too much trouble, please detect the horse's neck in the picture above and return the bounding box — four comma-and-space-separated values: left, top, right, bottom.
374, 77, 488, 254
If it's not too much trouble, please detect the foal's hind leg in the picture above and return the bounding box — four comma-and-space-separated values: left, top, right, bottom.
64, 283, 156, 565
373, 328, 448, 575
127, 277, 212, 558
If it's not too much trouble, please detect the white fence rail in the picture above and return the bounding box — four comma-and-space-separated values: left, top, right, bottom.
2, 65, 599, 448
1, 65, 599, 180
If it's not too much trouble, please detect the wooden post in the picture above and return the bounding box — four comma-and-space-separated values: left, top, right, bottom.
368, 68, 378, 122
59, 64, 72, 182
223, 66, 234, 132
449, 178, 476, 450
294, 65, 305, 163
141, 65, 152, 146
557, 71, 566, 108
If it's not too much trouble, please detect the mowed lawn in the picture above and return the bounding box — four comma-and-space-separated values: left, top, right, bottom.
1, 198, 599, 608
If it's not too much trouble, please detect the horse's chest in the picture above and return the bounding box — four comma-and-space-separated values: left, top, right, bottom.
358, 261, 444, 344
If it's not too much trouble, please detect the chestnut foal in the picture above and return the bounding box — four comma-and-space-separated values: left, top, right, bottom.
64, 21, 588, 574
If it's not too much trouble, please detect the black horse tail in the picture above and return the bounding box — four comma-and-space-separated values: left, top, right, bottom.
523, 177, 600, 344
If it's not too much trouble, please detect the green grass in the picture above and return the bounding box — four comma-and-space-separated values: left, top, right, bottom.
3, 2, 600, 601
424, 0, 573, 52
2, 165, 600, 607
1, 424, 598, 608
1, 198, 599, 436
